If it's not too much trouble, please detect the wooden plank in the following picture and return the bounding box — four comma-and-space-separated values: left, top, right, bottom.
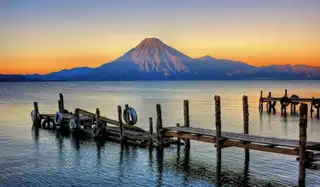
77, 108, 145, 132
165, 131, 216, 143
40, 113, 91, 121
164, 131, 301, 156
262, 97, 320, 103
163, 126, 320, 150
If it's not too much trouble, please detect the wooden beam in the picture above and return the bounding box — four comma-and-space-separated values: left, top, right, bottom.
164, 132, 216, 143
163, 131, 302, 156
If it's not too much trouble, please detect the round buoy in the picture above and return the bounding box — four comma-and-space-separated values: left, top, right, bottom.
41, 118, 55, 129
123, 107, 138, 125
68, 116, 79, 131
280, 96, 290, 109
290, 95, 300, 105
54, 112, 63, 125
91, 126, 106, 139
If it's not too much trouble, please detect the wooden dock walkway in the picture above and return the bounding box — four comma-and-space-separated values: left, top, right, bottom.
163, 126, 320, 153
30, 92, 320, 187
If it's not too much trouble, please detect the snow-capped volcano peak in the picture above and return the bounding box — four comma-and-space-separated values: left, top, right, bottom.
115, 38, 191, 75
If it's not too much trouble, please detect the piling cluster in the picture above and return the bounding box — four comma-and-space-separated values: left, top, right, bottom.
259, 89, 320, 118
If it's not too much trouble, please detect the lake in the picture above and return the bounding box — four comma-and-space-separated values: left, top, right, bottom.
0, 81, 320, 187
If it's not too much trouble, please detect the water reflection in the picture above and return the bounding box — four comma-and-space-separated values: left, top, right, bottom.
56, 133, 65, 168
156, 147, 164, 187
2, 81, 320, 187
31, 124, 39, 141
96, 140, 106, 168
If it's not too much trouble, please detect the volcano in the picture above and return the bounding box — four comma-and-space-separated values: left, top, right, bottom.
14, 37, 319, 81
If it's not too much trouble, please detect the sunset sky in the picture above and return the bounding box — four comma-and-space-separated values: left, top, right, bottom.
1, 0, 320, 74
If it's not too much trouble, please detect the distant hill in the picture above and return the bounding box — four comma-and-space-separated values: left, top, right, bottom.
2, 38, 320, 81
0, 74, 33, 82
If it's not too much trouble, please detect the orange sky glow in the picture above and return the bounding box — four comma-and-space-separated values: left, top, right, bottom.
1, 0, 319, 74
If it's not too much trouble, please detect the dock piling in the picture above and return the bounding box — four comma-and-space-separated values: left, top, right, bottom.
59, 93, 64, 112
267, 92, 271, 112
299, 103, 308, 187
243, 96, 250, 164
259, 90, 263, 112
96, 108, 100, 127
33, 102, 40, 128
284, 89, 288, 97
149, 117, 153, 147
310, 97, 314, 118
156, 104, 163, 147
184, 100, 190, 149
283, 89, 288, 115
58, 100, 62, 113
176, 123, 180, 146
117, 106, 124, 141
214, 95, 222, 186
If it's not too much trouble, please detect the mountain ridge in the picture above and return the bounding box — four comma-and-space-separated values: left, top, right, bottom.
1, 38, 319, 81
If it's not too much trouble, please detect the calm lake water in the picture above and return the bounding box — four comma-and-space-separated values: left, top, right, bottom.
0, 81, 320, 187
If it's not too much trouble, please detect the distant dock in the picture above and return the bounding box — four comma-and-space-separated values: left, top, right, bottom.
31, 92, 320, 187
259, 89, 320, 118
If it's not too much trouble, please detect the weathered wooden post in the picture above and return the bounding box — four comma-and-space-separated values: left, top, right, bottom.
156, 104, 163, 147
58, 100, 62, 113
184, 100, 190, 149
149, 117, 153, 147
33, 102, 41, 128
284, 89, 288, 97
243, 96, 250, 164
96, 108, 100, 127
125, 104, 129, 123
267, 92, 271, 112
59, 93, 64, 112
314, 102, 320, 119
176, 123, 180, 146
117, 105, 124, 141
74, 108, 80, 131
298, 103, 308, 187
259, 90, 263, 112
214, 95, 222, 186
283, 89, 288, 115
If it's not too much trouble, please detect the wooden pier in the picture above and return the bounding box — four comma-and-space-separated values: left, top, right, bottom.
157, 96, 320, 187
259, 89, 320, 118
31, 93, 320, 187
